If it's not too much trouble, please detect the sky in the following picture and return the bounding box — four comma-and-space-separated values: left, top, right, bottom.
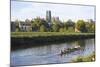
11, 1, 95, 22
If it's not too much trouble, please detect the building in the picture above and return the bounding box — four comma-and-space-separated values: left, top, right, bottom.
11, 21, 16, 32
19, 21, 32, 32
46, 10, 51, 23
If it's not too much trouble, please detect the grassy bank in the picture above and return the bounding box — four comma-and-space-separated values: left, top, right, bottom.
11, 32, 95, 50
11, 32, 95, 37
72, 52, 95, 62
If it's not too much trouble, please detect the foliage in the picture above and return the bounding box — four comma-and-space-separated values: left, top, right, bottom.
39, 25, 47, 32
52, 24, 60, 32
59, 28, 64, 32
12, 18, 95, 33
63, 22, 68, 31
15, 19, 19, 28
15, 28, 19, 32
85, 21, 95, 33
76, 20, 87, 32
66, 19, 75, 27
73, 52, 95, 62
91, 24, 95, 32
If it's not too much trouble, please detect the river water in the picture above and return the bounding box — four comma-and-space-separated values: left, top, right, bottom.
11, 38, 95, 66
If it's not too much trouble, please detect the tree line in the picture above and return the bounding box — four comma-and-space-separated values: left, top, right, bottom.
13, 17, 95, 33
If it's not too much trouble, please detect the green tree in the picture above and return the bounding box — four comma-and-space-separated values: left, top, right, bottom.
85, 22, 90, 32
63, 22, 68, 32
31, 19, 34, 23
34, 17, 46, 27
16, 28, 19, 32
32, 17, 47, 31
39, 25, 47, 32
52, 24, 60, 32
91, 23, 95, 33
51, 18, 62, 32
31, 22, 38, 31
15, 20, 20, 32
15, 19, 19, 28
59, 27, 64, 32
64, 19, 75, 32
76, 20, 87, 32
66, 19, 75, 27
85, 22, 95, 33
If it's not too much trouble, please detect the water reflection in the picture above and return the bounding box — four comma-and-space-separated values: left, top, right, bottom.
11, 39, 95, 66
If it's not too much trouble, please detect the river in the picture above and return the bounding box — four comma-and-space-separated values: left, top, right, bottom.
11, 38, 95, 66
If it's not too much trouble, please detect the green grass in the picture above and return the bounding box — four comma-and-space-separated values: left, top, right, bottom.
72, 52, 95, 62
11, 32, 95, 38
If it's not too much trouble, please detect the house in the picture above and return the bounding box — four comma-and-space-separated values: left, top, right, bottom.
19, 21, 32, 32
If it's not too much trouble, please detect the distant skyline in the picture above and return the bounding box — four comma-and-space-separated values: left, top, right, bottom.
11, 1, 95, 22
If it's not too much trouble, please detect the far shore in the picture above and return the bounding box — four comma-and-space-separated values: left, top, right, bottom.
11, 32, 95, 50
11, 32, 95, 37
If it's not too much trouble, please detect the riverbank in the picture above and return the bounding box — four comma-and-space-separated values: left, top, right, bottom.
72, 52, 95, 62
11, 32, 95, 37
11, 32, 95, 50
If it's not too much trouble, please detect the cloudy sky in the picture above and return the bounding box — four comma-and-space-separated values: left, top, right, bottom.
11, 1, 95, 22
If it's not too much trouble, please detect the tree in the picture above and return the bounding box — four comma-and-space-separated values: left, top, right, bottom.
63, 22, 68, 32
16, 28, 19, 32
15, 19, 19, 28
59, 27, 64, 32
91, 24, 95, 33
85, 22, 95, 33
66, 19, 75, 27
52, 24, 60, 32
31, 19, 34, 23
31, 22, 38, 31
39, 25, 47, 32
90, 23, 95, 33
85, 22, 90, 32
34, 17, 45, 27
15, 20, 20, 32
33, 17, 45, 31
76, 20, 87, 32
